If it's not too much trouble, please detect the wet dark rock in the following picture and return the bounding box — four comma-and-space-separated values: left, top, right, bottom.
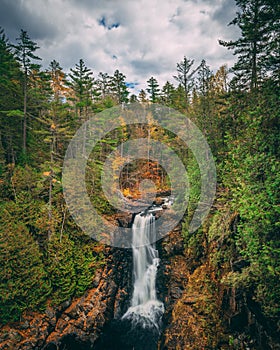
0, 245, 133, 350
116, 213, 133, 228
1, 214, 280, 350
94, 318, 160, 350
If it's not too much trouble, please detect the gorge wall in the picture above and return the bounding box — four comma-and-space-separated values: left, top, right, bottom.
0, 213, 279, 350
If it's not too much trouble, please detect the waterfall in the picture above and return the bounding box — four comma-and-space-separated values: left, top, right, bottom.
122, 213, 164, 330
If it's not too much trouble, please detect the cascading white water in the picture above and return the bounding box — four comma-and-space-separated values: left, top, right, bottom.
122, 213, 164, 329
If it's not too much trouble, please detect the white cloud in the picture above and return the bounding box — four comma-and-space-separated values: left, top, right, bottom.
2, 0, 238, 93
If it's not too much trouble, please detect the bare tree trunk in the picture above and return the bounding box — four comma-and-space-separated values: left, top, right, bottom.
251, 0, 259, 91
23, 69, 27, 153
48, 131, 54, 239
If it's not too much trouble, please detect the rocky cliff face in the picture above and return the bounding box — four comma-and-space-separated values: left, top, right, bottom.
158, 216, 280, 350
1, 215, 279, 350
0, 245, 133, 350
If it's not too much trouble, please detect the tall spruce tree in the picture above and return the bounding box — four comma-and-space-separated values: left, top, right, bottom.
173, 56, 197, 105
0, 28, 22, 164
192, 60, 213, 136
95, 72, 111, 99
263, 0, 280, 84
110, 69, 129, 104
68, 59, 94, 120
196, 59, 212, 97
13, 30, 41, 156
219, 0, 272, 90
161, 81, 176, 107
146, 76, 160, 103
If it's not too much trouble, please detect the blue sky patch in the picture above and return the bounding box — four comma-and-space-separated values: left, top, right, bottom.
98, 16, 120, 30
126, 82, 140, 89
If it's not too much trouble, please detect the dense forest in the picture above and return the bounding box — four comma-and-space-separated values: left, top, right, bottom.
0, 0, 279, 348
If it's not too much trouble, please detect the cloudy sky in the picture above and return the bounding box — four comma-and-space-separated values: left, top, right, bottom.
1, 0, 239, 93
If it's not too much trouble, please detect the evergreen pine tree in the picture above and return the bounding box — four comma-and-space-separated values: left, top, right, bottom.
146, 77, 160, 103
0, 28, 23, 164
219, 0, 271, 90
110, 69, 129, 104
173, 56, 197, 105
12, 30, 42, 155
161, 81, 176, 107
68, 59, 94, 120
95, 72, 111, 99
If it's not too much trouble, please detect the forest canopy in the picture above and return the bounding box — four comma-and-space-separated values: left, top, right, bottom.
0, 0, 279, 327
